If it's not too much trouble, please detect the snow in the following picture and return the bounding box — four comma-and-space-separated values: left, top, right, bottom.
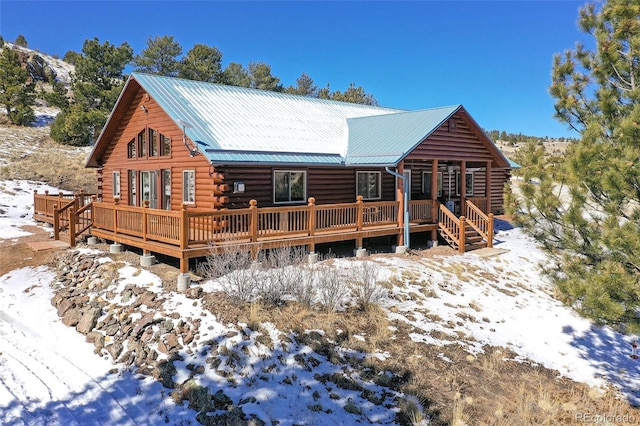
0, 179, 639, 425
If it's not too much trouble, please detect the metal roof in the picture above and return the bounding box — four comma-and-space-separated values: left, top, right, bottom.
132, 73, 401, 164
345, 106, 460, 165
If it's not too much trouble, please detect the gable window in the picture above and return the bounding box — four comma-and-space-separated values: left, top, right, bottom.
149, 129, 158, 156
137, 130, 146, 157
356, 171, 381, 200
274, 170, 306, 203
182, 170, 195, 204
113, 171, 121, 198
456, 172, 474, 196
127, 139, 136, 158
161, 134, 171, 156
423, 172, 442, 198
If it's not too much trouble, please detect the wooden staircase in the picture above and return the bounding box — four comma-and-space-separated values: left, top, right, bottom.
438, 200, 494, 253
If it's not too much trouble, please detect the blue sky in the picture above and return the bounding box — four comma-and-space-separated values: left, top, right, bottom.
1, 1, 587, 137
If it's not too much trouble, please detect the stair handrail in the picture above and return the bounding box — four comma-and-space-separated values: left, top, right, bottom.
438, 203, 460, 245
466, 200, 494, 248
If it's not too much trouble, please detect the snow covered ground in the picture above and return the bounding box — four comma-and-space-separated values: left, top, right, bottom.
0, 179, 639, 425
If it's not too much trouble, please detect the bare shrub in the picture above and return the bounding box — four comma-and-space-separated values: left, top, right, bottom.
201, 243, 259, 303
348, 260, 387, 311
290, 267, 316, 307
316, 263, 349, 312
257, 245, 308, 306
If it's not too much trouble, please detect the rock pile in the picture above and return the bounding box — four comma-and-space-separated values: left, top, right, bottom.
51, 249, 264, 425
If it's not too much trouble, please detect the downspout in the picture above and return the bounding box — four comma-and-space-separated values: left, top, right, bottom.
385, 167, 410, 249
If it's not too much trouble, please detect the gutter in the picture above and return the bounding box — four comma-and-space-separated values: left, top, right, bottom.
384, 167, 410, 249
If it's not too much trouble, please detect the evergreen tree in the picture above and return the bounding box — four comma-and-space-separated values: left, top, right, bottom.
285, 72, 318, 96
330, 82, 378, 106
0, 35, 5, 47
178, 43, 223, 82
508, 0, 640, 332
42, 79, 69, 109
63, 50, 81, 65
248, 61, 282, 91
51, 38, 132, 146
14, 34, 27, 48
0, 46, 35, 125
133, 35, 182, 77
220, 62, 251, 87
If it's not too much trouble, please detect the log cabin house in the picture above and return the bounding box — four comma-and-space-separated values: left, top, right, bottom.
34, 73, 512, 279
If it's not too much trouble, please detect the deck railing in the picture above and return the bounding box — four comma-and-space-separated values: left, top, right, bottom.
87, 197, 438, 250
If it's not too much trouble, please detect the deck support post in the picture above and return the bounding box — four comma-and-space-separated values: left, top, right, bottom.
355, 248, 368, 258
177, 273, 190, 292
110, 242, 123, 253
308, 197, 316, 253
69, 207, 76, 247
431, 159, 439, 245
355, 196, 364, 249
486, 160, 492, 214
140, 254, 155, 267
308, 252, 318, 264
459, 216, 466, 254
53, 204, 60, 240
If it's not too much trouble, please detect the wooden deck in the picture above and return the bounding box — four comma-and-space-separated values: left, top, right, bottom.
33, 193, 446, 272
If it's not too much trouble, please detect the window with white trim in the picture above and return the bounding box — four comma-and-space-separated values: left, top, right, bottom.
422, 171, 442, 198
113, 171, 121, 198
274, 170, 306, 203
356, 171, 381, 200
182, 170, 195, 204
456, 172, 474, 196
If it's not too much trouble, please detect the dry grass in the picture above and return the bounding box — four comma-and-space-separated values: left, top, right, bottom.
0, 124, 95, 192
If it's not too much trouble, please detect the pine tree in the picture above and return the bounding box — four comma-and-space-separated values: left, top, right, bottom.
0, 46, 35, 125
133, 35, 182, 77
14, 34, 27, 48
285, 72, 318, 97
248, 62, 282, 91
178, 43, 223, 82
508, 0, 640, 332
51, 38, 132, 146
220, 62, 251, 87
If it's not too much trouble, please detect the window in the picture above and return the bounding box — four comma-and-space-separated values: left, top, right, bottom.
356, 171, 381, 200
182, 170, 195, 204
128, 170, 137, 206
141, 170, 158, 208
137, 130, 146, 157
423, 172, 442, 198
161, 134, 171, 156
113, 171, 121, 198
127, 139, 136, 158
274, 170, 306, 203
456, 172, 474, 196
162, 169, 171, 210
149, 129, 158, 156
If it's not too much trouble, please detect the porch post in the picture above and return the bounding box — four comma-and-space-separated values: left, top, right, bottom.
460, 160, 467, 215
397, 161, 405, 247
308, 197, 316, 253
486, 160, 492, 214
431, 159, 439, 245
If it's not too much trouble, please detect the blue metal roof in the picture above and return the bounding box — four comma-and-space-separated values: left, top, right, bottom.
132, 73, 400, 165
127, 73, 510, 168
345, 106, 460, 165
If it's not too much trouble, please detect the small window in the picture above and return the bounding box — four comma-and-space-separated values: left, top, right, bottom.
423, 172, 442, 198
127, 139, 136, 158
182, 170, 195, 204
162, 169, 171, 210
456, 172, 474, 196
160, 134, 171, 156
113, 171, 121, 198
149, 129, 158, 156
274, 170, 306, 203
128, 170, 137, 206
137, 130, 146, 157
356, 171, 381, 200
